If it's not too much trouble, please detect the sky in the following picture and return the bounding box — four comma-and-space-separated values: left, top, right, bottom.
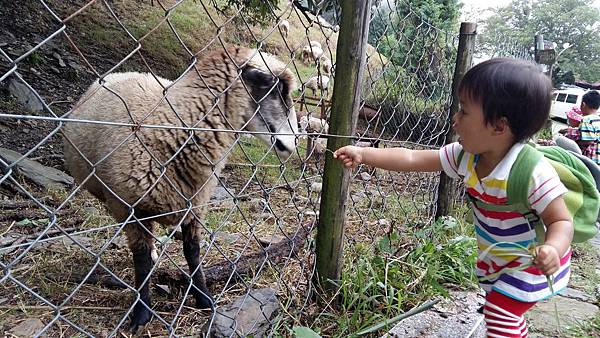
459, 0, 600, 22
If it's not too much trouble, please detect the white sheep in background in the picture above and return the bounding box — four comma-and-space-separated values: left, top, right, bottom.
309, 40, 322, 49
304, 75, 329, 95
320, 56, 333, 74
279, 19, 290, 37
300, 45, 323, 65
299, 115, 329, 134
63, 46, 298, 332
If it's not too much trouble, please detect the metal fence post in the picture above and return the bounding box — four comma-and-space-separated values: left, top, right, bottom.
314, 0, 371, 293
435, 22, 477, 219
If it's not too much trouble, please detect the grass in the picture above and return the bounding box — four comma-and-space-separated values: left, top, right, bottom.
293, 211, 478, 337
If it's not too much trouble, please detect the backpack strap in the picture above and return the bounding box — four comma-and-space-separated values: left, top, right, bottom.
506, 144, 546, 243
506, 144, 543, 205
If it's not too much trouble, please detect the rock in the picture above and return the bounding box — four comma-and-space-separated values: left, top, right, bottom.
559, 287, 594, 302
7, 318, 46, 337
527, 295, 599, 336
82, 206, 99, 217
0, 233, 21, 247
8, 78, 44, 112
248, 198, 268, 213
359, 172, 371, 181
45, 235, 95, 251
52, 52, 66, 67
0, 147, 74, 188
207, 288, 279, 337
211, 186, 235, 201
214, 231, 241, 245
384, 291, 486, 338
258, 234, 287, 247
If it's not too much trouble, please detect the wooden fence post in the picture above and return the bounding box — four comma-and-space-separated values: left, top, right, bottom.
314, 0, 371, 294
435, 22, 477, 219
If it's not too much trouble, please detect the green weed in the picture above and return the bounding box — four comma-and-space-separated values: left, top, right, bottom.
303, 215, 477, 337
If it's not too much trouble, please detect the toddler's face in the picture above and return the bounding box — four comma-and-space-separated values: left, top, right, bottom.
453, 94, 496, 154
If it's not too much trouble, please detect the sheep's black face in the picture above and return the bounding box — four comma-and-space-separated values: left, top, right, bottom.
241, 67, 298, 160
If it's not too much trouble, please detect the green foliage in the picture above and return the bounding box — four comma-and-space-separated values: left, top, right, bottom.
537, 123, 553, 140
365, 0, 458, 135
27, 51, 43, 65
369, 0, 460, 64
215, 0, 280, 25
311, 216, 477, 336
292, 326, 322, 338
481, 0, 600, 82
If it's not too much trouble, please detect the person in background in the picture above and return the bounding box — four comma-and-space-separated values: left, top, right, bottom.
561, 90, 600, 162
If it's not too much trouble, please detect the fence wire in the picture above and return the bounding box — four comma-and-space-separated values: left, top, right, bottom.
0, 0, 462, 336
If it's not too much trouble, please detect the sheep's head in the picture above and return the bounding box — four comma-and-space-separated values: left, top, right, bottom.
241, 52, 298, 160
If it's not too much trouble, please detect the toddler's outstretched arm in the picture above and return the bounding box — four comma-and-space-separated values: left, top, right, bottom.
333, 146, 442, 172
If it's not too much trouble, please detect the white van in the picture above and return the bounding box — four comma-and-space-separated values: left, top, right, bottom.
549, 87, 588, 123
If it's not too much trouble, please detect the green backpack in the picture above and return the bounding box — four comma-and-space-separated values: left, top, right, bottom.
506, 144, 600, 243
462, 144, 600, 244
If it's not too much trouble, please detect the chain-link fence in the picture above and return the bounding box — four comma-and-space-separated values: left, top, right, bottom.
0, 0, 536, 336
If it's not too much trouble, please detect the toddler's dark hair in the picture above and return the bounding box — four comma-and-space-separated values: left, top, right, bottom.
458, 58, 552, 143
583, 90, 600, 110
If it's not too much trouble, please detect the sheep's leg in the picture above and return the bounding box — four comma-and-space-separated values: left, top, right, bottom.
126, 221, 155, 332
181, 221, 213, 309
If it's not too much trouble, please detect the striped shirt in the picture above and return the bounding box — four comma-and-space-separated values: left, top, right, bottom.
439, 142, 570, 302
579, 114, 600, 164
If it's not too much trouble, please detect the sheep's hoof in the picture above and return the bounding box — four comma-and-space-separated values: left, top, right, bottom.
129, 305, 152, 333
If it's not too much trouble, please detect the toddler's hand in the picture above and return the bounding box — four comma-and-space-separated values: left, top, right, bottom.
333, 146, 363, 168
533, 245, 560, 275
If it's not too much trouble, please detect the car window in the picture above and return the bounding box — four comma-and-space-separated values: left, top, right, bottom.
566, 94, 578, 104
552, 93, 558, 100
556, 93, 567, 102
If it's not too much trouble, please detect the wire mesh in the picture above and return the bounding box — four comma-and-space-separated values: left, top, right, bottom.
1, 0, 461, 336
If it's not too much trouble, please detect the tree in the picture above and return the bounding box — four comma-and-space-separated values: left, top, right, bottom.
481, 0, 600, 82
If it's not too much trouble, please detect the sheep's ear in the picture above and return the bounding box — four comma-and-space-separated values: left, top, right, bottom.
242, 67, 277, 89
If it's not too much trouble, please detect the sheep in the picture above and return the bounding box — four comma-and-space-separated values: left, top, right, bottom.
320, 56, 333, 74
299, 115, 329, 134
278, 19, 290, 38
300, 44, 323, 65
303, 75, 330, 95
62, 46, 298, 332
309, 40, 321, 49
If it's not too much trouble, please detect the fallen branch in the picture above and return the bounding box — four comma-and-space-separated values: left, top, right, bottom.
1, 226, 79, 249
45, 269, 129, 289
0, 197, 56, 210
41, 225, 311, 292
156, 225, 311, 289
0, 207, 76, 222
